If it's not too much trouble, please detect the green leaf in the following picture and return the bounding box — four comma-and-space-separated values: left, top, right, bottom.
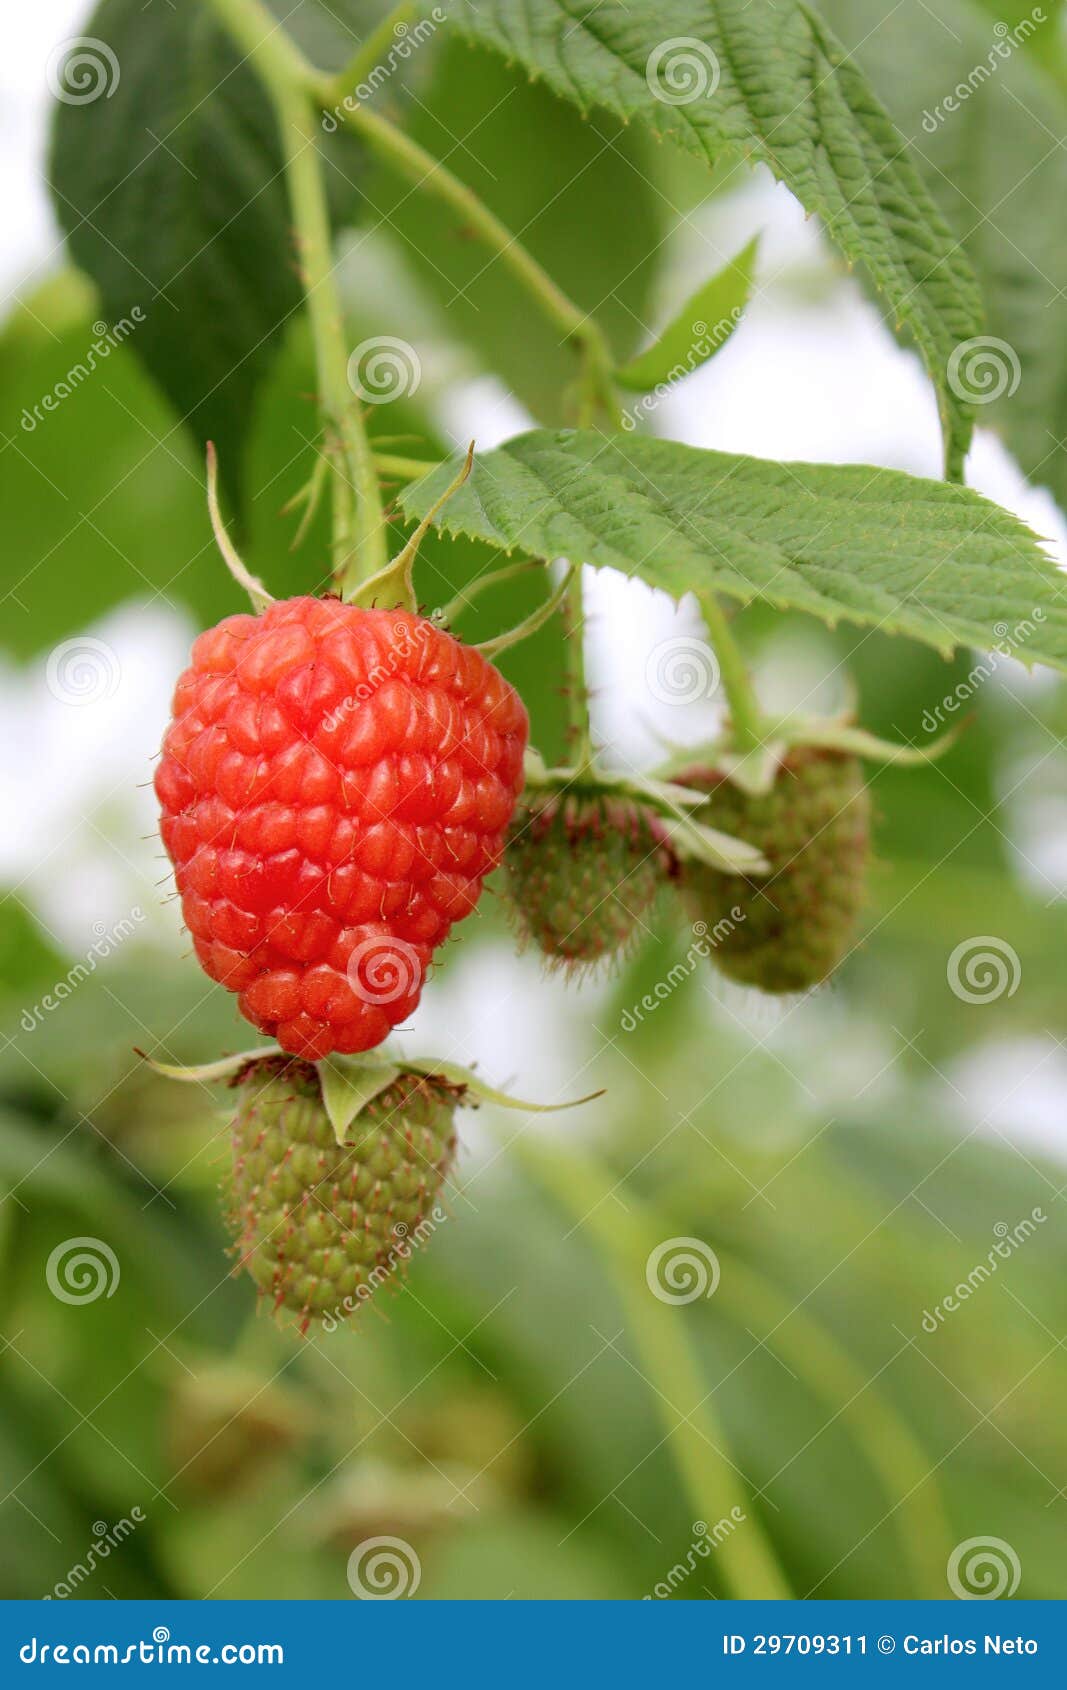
614, 237, 758, 393
400, 430, 1066, 668
318, 1056, 402, 1144
402, 1057, 603, 1111
445, 0, 984, 478
48, 0, 355, 504
820, 0, 1067, 517
141, 1048, 280, 1085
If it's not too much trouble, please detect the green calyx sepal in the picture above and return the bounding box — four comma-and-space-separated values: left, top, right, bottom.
141, 1045, 602, 1146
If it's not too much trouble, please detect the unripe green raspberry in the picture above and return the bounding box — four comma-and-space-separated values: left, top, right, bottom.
503, 795, 662, 969
227, 1057, 457, 1332
678, 749, 870, 993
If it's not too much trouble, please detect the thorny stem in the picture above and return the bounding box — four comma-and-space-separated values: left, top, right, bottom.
209, 0, 387, 591
277, 87, 388, 590
324, 102, 619, 419
213, 0, 758, 766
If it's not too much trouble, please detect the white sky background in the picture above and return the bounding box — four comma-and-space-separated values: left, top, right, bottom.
4, 0, 1067, 1153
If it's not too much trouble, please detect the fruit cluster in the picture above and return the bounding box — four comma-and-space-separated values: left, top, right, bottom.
506, 750, 870, 994
156, 583, 871, 1330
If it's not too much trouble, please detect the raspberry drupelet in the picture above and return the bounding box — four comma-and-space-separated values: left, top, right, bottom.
155, 597, 528, 1059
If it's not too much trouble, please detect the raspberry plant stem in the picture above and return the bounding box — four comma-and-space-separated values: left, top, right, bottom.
696, 588, 765, 756
208, 0, 388, 591
321, 102, 619, 422
319, 2, 420, 110
562, 565, 594, 770
372, 452, 441, 482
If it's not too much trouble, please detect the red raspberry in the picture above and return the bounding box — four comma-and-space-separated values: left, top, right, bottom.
155, 597, 528, 1059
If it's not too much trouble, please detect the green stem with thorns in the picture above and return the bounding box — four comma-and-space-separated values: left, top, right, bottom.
325, 101, 618, 419
209, 0, 387, 591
